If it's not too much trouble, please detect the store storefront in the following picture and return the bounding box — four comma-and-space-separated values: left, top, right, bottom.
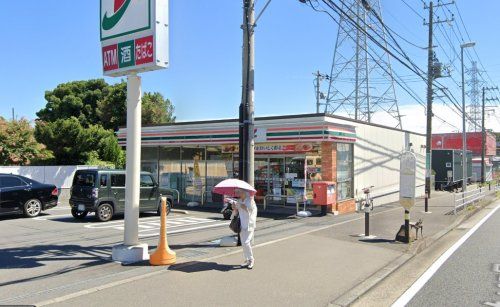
118, 113, 425, 214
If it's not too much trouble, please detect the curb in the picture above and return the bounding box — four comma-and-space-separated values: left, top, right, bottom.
329, 194, 498, 307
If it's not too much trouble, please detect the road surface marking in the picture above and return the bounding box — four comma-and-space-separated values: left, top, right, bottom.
138, 222, 230, 238
392, 204, 500, 307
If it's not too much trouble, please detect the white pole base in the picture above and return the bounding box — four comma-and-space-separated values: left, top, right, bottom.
112, 243, 149, 263
421, 211, 433, 214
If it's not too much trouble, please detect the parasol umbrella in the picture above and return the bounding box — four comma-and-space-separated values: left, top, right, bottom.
212, 178, 256, 197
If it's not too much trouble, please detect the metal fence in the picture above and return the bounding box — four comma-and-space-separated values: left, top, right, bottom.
452, 187, 485, 215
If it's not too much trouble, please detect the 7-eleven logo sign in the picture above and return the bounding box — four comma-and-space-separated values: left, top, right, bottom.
100, 0, 151, 41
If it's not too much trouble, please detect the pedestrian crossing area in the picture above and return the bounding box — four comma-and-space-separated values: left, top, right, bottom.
84, 216, 229, 237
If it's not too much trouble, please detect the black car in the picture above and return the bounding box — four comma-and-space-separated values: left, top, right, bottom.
0, 174, 58, 217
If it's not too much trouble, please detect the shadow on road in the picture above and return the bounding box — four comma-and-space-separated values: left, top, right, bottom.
0, 244, 111, 287
168, 261, 243, 273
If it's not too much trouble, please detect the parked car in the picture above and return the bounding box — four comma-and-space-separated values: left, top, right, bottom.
0, 174, 58, 217
69, 169, 174, 222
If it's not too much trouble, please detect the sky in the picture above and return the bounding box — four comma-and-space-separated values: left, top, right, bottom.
0, 0, 499, 134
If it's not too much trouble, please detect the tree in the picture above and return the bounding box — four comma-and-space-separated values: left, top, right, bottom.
38, 79, 176, 132
142, 92, 176, 125
37, 79, 109, 128
34, 117, 123, 166
34, 79, 175, 167
97, 85, 175, 131
0, 117, 53, 165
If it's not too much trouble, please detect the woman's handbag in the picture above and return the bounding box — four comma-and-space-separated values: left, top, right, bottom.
229, 214, 241, 233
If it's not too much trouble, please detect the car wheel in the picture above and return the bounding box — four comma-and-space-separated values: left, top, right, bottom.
71, 208, 88, 219
157, 200, 171, 216
96, 203, 114, 222
24, 199, 42, 217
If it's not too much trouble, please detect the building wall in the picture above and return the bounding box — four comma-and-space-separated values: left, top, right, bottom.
120, 113, 426, 210
325, 117, 426, 206
432, 132, 496, 156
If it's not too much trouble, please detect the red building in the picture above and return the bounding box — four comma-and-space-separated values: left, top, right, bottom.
432, 132, 496, 157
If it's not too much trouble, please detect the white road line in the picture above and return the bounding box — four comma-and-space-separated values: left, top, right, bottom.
392, 204, 500, 307
139, 221, 230, 238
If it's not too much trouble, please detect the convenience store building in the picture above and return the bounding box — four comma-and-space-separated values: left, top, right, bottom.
118, 113, 426, 214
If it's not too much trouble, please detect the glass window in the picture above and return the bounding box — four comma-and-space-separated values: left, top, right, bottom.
1, 176, 25, 188
337, 143, 354, 200
73, 172, 96, 187
159, 147, 181, 189
111, 174, 126, 187
100, 174, 108, 187
141, 147, 159, 182
205, 147, 232, 203
140, 175, 154, 187
181, 146, 206, 201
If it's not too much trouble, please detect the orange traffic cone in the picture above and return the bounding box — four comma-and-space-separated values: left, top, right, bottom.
150, 197, 176, 265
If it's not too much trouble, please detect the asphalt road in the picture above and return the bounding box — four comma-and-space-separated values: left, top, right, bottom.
407, 206, 500, 307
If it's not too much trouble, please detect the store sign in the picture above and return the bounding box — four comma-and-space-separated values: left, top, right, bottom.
222, 143, 314, 154
100, 0, 169, 77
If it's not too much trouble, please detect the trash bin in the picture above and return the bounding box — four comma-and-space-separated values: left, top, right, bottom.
312, 181, 336, 216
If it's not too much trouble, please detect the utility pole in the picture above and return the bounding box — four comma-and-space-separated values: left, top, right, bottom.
424, 1, 433, 213
12, 108, 14, 121
423, 1, 453, 212
239, 0, 255, 187
481, 86, 499, 183
314, 71, 328, 113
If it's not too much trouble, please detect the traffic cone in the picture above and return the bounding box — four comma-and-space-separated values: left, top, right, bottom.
150, 197, 176, 265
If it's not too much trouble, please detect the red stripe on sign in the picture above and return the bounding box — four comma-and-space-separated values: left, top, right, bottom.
102, 45, 118, 71
114, 0, 126, 12
135, 36, 154, 65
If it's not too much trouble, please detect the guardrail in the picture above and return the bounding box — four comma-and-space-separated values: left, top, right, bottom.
263, 194, 301, 215
453, 187, 485, 215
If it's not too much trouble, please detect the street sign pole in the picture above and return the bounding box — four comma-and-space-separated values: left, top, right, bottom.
124, 74, 142, 247
404, 209, 410, 243
399, 150, 416, 244
112, 74, 150, 262
101, 0, 169, 263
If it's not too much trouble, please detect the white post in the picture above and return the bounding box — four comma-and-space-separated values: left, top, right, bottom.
125, 74, 141, 246
112, 74, 149, 263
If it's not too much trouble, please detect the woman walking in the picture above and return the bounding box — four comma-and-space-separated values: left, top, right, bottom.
233, 188, 257, 269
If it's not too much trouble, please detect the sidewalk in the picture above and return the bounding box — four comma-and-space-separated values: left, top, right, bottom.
44, 189, 498, 307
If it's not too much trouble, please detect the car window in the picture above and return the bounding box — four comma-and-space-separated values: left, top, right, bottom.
111, 174, 126, 187
1, 176, 26, 188
100, 174, 108, 187
140, 175, 154, 187
73, 172, 96, 187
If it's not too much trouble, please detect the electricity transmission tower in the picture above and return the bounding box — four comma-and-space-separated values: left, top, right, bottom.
320, 0, 402, 129
466, 61, 484, 132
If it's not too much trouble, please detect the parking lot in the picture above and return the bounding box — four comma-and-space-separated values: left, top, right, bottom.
0, 204, 234, 304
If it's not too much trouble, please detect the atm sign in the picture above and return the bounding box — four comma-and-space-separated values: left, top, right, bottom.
102, 35, 154, 72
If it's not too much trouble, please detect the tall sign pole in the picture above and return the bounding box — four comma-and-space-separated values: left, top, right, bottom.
240, 0, 255, 186
100, 0, 169, 263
